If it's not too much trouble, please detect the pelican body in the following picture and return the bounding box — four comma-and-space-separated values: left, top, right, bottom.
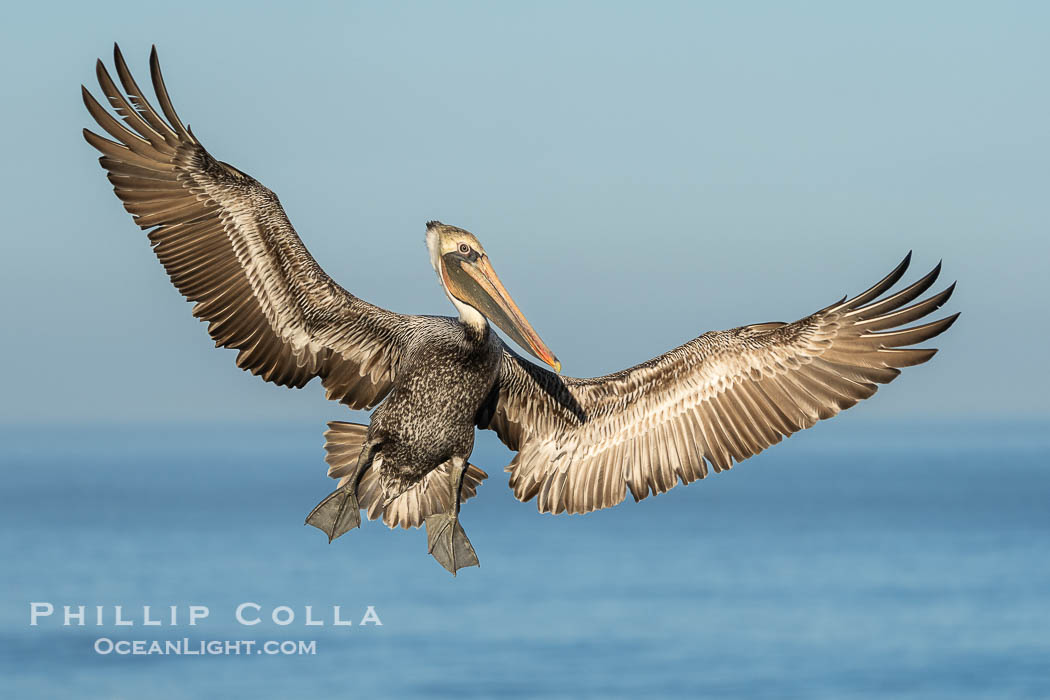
309, 294, 507, 571
369, 309, 499, 497
83, 45, 958, 575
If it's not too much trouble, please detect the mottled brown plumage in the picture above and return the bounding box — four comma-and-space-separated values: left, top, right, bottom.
83, 45, 958, 575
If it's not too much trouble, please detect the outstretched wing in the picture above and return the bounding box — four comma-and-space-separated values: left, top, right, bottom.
480, 254, 958, 515
83, 45, 419, 408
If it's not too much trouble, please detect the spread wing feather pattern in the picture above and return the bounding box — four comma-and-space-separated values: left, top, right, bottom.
485, 254, 958, 515
83, 45, 422, 408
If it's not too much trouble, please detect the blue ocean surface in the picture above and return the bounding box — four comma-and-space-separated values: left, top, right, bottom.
1, 419, 1047, 699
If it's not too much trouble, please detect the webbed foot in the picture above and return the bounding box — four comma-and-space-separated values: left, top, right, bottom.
305, 486, 361, 542
425, 513, 479, 575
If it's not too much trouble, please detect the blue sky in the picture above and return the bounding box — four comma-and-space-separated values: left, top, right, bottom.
0, 1, 1046, 424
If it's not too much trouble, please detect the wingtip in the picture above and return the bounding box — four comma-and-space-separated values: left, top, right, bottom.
932, 311, 962, 338
934, 311, 962, 335
891, 251, 912, 278
931, 281, 958, 310
94, 58, 114, 89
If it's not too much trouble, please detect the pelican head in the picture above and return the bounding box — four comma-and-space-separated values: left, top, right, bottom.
425, 221, 560, 372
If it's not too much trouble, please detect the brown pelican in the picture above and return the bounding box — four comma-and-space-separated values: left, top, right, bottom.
83, 46, 958, 575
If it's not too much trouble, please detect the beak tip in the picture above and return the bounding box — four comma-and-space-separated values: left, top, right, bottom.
552, 359, 562, 374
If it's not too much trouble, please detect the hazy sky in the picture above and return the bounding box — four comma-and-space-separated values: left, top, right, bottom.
0, 1, 1046, 425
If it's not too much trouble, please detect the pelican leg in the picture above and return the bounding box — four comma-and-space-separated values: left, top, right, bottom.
305, 440, 381, 542
424, 457, 479, 575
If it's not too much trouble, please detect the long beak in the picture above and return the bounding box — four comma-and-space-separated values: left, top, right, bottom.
443, 253, 561, 372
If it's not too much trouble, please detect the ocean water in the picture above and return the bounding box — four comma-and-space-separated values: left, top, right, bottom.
1, 420, 1047, 699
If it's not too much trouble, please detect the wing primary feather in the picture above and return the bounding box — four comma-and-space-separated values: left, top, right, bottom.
112, 43, 179, 143
148, 46, 193, 141
100, 157, 172, 180
877, 347, 938, 368
862, 313, 960, 347
856, 283, 956, 331
83, 125, 174, 171
95, 59, 172, 152
82, 87, 160, 158
848, 263, 942, 320
831, 252, 912, 311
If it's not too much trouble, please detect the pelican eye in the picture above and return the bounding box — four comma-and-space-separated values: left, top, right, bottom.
458, 243, 471, 255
